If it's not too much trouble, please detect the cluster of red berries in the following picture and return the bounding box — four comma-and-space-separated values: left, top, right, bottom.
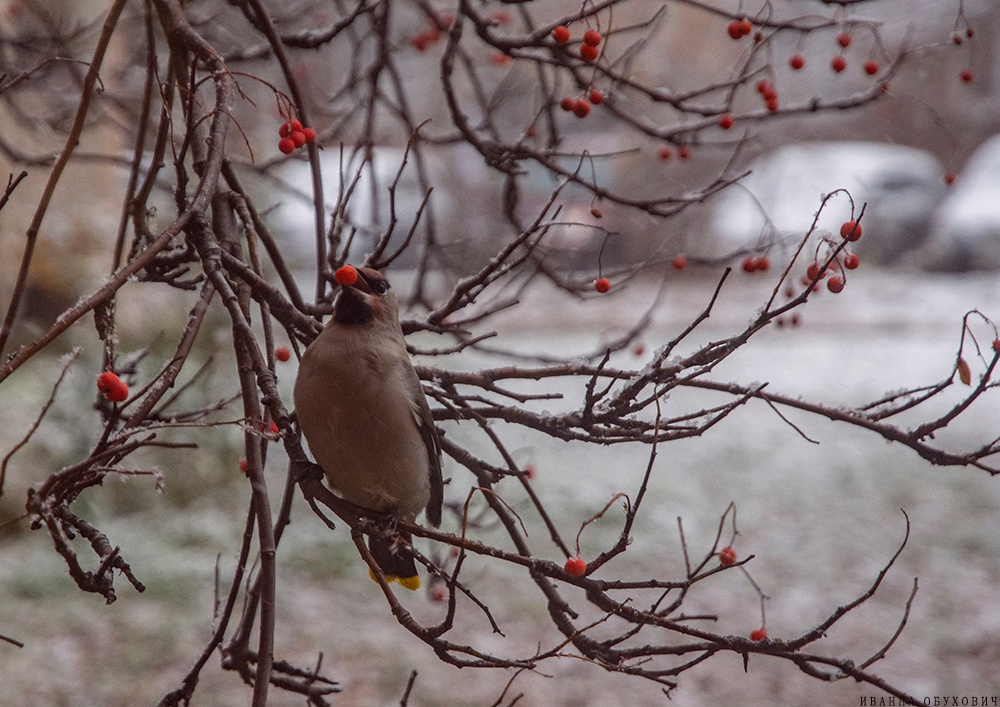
755, 79, 779, 113
277, 119, 316, 155
951, 25, 975, 82
787, 32, 882, 77
830, 31, 852, 73
726, 18, 753, 40
658, 144, 691, 161
96, 371, 129, 403
741, 254, 770, 273
411, 12, 454, 51
559, 88, 603, 118
551, 24, 602, 62
799, 220, 863, 294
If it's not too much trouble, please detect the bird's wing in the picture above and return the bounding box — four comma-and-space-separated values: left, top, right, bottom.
405, 365, 443, 527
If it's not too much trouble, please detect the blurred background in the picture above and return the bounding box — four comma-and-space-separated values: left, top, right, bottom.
1, 0, 999, 705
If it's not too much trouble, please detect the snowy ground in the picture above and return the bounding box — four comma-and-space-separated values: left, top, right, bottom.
1, 268, 999, 706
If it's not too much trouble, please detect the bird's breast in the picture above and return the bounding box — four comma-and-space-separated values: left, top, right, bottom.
294, 332, 430, 520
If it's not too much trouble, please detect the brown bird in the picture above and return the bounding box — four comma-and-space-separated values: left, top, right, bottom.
294, 266, 443, 589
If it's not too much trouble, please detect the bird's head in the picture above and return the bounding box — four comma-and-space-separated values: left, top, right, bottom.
333, 266, 400, 327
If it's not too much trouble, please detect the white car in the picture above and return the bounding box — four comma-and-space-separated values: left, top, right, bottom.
913, 133, 1000, 271
706, 142, 946, 266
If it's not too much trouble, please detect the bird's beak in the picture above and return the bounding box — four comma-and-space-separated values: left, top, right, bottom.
344, 268, 372, 295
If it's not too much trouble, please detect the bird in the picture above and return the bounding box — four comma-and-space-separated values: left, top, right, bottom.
293, 266, 443, 590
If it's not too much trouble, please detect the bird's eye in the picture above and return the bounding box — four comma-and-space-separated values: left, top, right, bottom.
370, 279, 389, 295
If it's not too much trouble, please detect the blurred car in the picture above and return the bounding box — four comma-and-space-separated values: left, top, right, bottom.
706, 141, 946, 266
911, 133, 1000, 271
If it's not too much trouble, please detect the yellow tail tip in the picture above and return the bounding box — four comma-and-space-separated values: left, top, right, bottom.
368, 568, 421, 591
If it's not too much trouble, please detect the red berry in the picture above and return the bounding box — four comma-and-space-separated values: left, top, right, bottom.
560, 96, 575, 112
864, 60, 879, 75
594, 277, 611, 293
658, 145, 672, 160
806, 262, 823, 280
789, 53, 805, 70
843, 253, 860, 270
239, 457, 248, 474
738, 19, 752, 36
840, 220, 862, 241
488, 9, 511, 25
552, 25, 571, 44
564, 556, 587, 577
490, 51, 512, 66
96, 371, 118, 394
632, 342, 646, 356
960, 69, 973, 83
279, 121, 292, 138
944, 172, 956, 185
992, 339, 1000, 353
573, 99, 591, 118
742, 255, 757, 273
718, 113, 734, 130
765, 95, 779, 112
289, 119, 303, 132
678, 145, 690, 160
97, 371, 129, 402
719, 546, 737, 565
672, 253, 688, 270
435, 12, 455, 30
579, 44, 599, 62
290, 131, 307, 148
590, 206, 603, 219
750, 627, 768, 641
827, 275, 845, 293
430, 584, 448, 602
836, 32, 852, 49
275, 345, 291, 362
302, 127, 316, 143
525, 464, 536, 479
755, 79, 774, 97
754, 255, 770, 271
727, 21, 744, 40
583, 28, 602, 47
589, 88, 603, 105
334, 264, 359, 286
278, 137, 295, 154
411, 34, 429, 52
831, 55, 847, 73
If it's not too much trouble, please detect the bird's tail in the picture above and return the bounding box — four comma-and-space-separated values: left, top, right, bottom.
367, 529, 420, 591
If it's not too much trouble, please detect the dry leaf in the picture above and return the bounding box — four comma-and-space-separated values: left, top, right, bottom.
957, 356, 972, 385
